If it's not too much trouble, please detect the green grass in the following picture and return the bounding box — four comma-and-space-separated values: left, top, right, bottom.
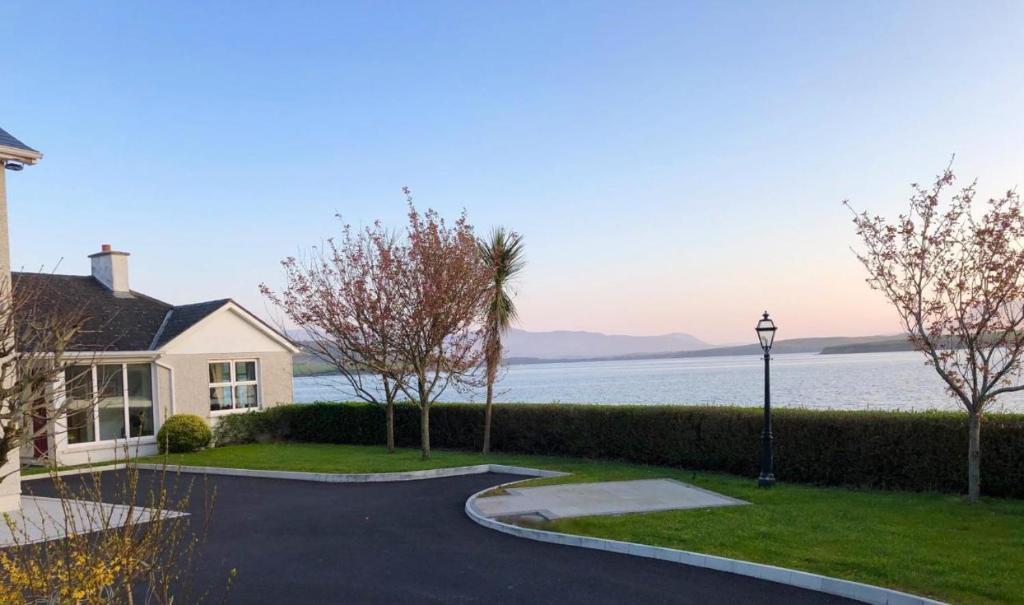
112, 443, 1024, 604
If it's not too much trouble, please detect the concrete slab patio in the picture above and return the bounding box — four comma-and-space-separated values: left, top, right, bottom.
0, 496, 184, 546
473, 478, 747, 520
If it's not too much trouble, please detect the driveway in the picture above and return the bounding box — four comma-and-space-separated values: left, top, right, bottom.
27, 471, 857, 604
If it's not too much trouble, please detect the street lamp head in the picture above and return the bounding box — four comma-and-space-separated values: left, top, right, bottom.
755, 311, 777, 353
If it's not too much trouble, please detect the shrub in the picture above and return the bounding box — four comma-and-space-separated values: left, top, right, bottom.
213, 411, 264, 446
157, 414, 213, 454
211, 402, 1024, 498
212, 407, 293, 446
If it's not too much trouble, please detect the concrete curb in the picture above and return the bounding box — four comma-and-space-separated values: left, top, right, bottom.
125, 462, 569, 483
464, 477, 946, 605
21, 463, 129, 481
23, 462, 567, 484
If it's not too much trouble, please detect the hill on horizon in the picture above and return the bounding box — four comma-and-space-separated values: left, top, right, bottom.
503, 328, 710, 360
504, 333, 908, 365
291, 331, 911, 376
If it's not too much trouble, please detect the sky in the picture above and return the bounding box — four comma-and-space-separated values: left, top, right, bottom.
2, 1, 1024, 344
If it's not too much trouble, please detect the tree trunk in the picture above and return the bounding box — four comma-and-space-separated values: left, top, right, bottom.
386, 399, 395, 454
482, 380, 493, 455
968, 410, 981, 503
420, 404, 431, 460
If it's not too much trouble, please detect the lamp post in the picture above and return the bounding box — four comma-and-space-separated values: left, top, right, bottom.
755, 311, 777, 488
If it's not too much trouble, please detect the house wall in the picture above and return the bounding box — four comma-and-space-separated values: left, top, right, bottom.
158, 351, 294, 419
0, 163, 20, 512
157, 305, 296, 422
42, 304, 294, 466
55, 439, 159, 467
51, 349, 293, 465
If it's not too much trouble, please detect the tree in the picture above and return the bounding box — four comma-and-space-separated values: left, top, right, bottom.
0, 272, 91, 483
846, 166, 1024, 502
478, 228, 525, 454
392, 192, 490, 459
261, 219, 409, 453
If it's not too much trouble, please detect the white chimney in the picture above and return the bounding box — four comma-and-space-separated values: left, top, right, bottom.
89, 244, 131, 295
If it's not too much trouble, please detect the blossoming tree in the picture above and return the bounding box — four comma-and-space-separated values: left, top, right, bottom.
846, 166, 1024, 501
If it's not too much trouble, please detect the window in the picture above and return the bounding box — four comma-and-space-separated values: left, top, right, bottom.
126, 364, 155, 438
65, 365, 94, 445
209, 360, 259, 412
64, 363, 155, 445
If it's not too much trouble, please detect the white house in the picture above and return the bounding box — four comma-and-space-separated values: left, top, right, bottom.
16, 245, 299, 466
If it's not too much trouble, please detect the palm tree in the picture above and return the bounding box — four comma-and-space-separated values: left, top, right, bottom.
479, 227, 525, 454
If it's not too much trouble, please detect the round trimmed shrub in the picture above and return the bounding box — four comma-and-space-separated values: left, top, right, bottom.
157, 414, 213, 454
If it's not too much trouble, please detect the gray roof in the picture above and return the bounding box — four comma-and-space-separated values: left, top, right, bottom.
152, 299, 231, 349
11, 272, 230, 351
0, 126, 37, 153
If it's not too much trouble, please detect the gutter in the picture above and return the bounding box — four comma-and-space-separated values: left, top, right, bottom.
0, 144, 43, 164
59, 350, 160, 361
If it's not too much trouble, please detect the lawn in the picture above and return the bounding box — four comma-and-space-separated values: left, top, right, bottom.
97, 443, 1024, 604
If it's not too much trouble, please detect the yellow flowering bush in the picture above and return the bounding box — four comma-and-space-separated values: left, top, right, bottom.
0, 461, 225, 604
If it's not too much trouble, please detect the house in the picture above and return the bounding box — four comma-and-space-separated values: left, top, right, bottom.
0, 125, 44, 512
16, 245, 299, 466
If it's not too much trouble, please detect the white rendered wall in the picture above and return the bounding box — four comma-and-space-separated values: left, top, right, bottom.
0, 166, 21, 512
161, 307, 292, 355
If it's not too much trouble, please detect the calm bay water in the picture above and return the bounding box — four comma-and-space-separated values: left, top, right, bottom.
293, 351, 1024, 412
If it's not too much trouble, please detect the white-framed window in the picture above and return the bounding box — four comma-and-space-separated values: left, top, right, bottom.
209, 360, 260, 412
64, 363, 155, 445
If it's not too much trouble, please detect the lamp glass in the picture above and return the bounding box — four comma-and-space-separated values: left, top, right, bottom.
756, 313, 777, 351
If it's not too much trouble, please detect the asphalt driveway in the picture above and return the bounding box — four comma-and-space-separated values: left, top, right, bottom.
27, 471, 857, 605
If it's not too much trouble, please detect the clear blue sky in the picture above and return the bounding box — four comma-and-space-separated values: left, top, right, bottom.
3, 1, 1023, 343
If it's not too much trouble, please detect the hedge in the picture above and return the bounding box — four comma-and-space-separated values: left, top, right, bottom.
214, 402, 1024, 498
158, 414, 213, 454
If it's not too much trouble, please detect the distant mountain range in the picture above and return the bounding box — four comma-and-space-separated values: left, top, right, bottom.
291, 328, 913, 376
503, 329, 710, 359
505, 333, 911, 365
819, 337, 914, 355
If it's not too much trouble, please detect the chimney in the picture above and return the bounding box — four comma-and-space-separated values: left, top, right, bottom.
89, 244, 131, 295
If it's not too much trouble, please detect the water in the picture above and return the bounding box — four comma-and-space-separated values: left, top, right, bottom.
293, 351, 1024, 412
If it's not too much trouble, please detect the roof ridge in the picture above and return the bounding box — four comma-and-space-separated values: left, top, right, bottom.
128, 288, 174, 309
11, 271, 95, 279
172, 298, 231, 310
12, 272, 173, 308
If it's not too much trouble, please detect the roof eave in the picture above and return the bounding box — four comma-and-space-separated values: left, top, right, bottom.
57, 350, 162, 360
0, 145, 43, 164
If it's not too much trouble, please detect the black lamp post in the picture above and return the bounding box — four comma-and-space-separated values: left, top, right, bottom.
755, 311, 777, 488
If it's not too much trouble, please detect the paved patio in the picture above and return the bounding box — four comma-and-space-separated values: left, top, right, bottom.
0, 495, 182, 546
23, 471, 855, 604
474, 479, 747, 520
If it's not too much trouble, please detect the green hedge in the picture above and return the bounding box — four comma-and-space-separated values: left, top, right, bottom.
214, 402, 1024, 498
